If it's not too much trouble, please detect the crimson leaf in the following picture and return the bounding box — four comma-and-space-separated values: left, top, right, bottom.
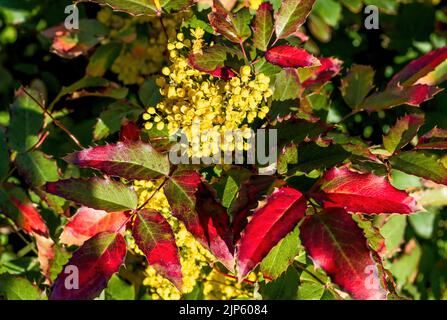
132, 209, 182, 290
300, 208, 388, 300
50, 231, 126, 300
60, 206, 129, 246
164, 170, 234, 271
265, 45, 320, 68
236, 187, 307, 279
388, 47, 447, 87
359, 84, 442, 112
0, 184, 48, 236
119, 121, 141, 142
312, 167, 417, 214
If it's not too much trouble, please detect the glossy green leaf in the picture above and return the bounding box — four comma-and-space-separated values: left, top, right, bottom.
14, 151, 59, 187
252, 3, 274, 51
260, 225, 301, 280
45, 178, 138, 211
274, 0, 316, 39
93, 101, 143, 141
390, 151, 447, 185
86, 42, 122, 77
340, 65, 375, 109
0, 275, 45, 300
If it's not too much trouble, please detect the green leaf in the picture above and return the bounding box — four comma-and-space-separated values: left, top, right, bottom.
340, 65, 375, 109
389, 151, 447, 185
388, 242, 421, 288
340, 0, 362, 13
189, 45, 228, 72
0, 129, 9, 180
231, 8, 252, 42
106, 274, 135, 300
93, 101, 143, 141
254, 58, 282, 78
252, 3, 274, 51
7, 88, 44, 152
409, 210, 436, 240
259, 266, 299, 299
49, 245, 71, 282
296, 267, 326, 300
214, 168, 251, 210
288, 143, 350, 174
14, 151, 59, 187
45, 177, 138, 211
181, 16, 214, 34
380, 215, 406, 256
260, 225, 301, 280
139, 78, 162, 108
313, 0, 342, 27
364, 0, 398, 15
86, 42, 122, 77
383, 114, 424, 154
274, 0, 316, 40
208, 2, 252, 43
272, 69, 301, 101
0, 275, 45, 300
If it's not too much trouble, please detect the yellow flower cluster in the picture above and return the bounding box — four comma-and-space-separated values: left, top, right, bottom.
131, 179, 255, 300
142, 29, 272, 158
97, 8, 180, 84
203, 270, 256, 300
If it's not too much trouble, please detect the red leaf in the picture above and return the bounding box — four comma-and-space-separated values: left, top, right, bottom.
302, 57, 342, 87
42, 25, 92, 59
360, 84, 442, 112
300, 208, 388, 299
60, 206, 129, 246
265, 45, 320, 68
230, 175, 280, 243
63, 141, 170, 180
313, 167, 417, 214
164, 170, 234, 271
119, 121, 141, 142
0, 184, 48, 236
50, 232, 126, 300
388, 47, 447, 87
209, 66, 237, 80
132, 209, 182, 290
10, 197, 48, 236
236, 187, 307, 279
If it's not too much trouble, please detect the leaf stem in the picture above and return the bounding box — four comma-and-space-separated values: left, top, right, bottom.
136, 176, 169, 211
21, 87, 84, 149
239, 40, 249, 65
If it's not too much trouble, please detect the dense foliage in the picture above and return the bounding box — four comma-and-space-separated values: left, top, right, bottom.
1, 0, 447, 300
